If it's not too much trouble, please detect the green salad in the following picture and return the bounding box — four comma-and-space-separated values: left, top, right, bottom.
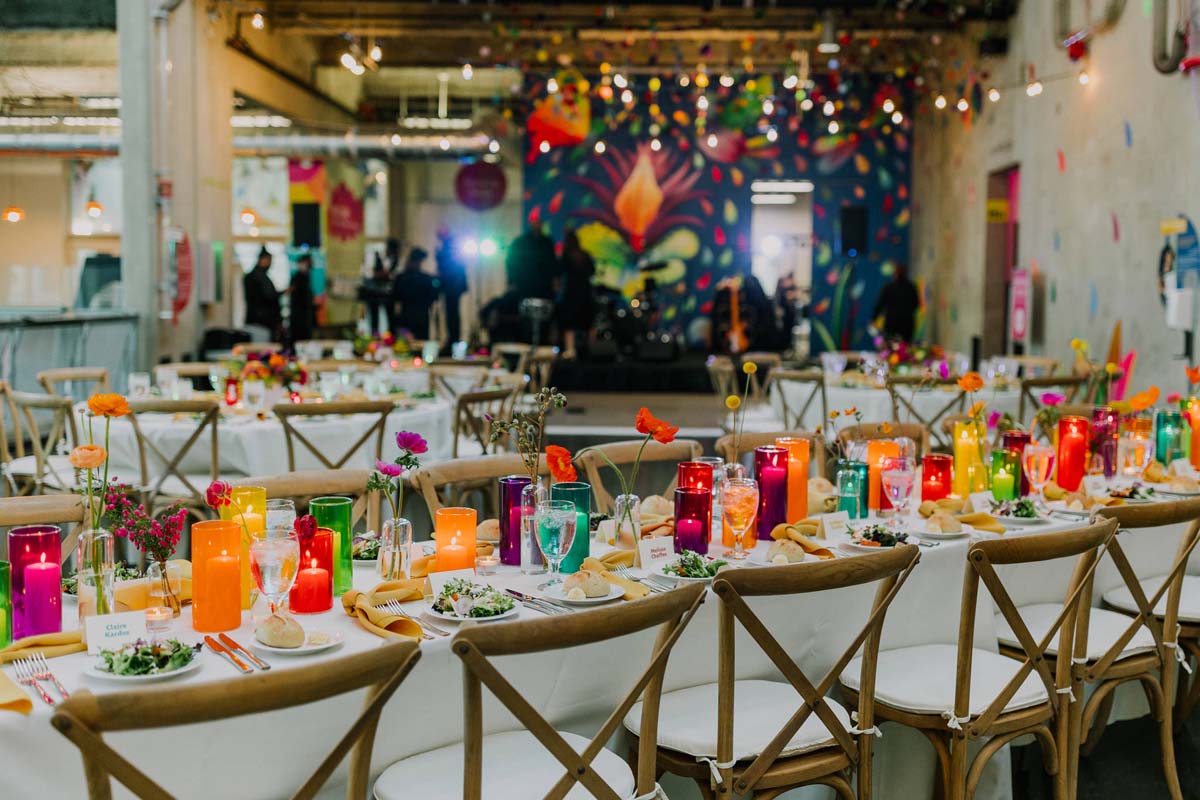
62, 563, 142, 595
432, 578, 515, 618
663, 550, 727, 579
850, 524, 910, 548
992, 498, 1039, 519
352, 531, 380, 560
97, 639, 201, 676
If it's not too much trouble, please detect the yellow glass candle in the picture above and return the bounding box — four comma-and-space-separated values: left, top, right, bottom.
434, 507, 477, 572
953, 420, 984, 496
219, 486, 266, 609
775, 437, 810, 523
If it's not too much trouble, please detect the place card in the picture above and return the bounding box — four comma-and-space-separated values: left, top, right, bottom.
638, 537, 676, 573
1083, 475, 1109, 497
85, 610, 148, 655
969, 491, 994, 513
1170, 458, 1195, 478
427, 568, 478, 596
819, 511, 851, 539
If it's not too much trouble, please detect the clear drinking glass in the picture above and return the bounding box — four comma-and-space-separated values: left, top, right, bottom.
1022, 444, 1057, 494
242, 380, 266, 410
881, 455, 915, 521
721, 478, 759, 560
207, 365, 228, 393
319, 372, 341, 402
535, 500, 577, 585
249, 528, 300, 616
1117, 434, 1155, 479
128, 372, 151, 399
265, 499, 296, 532
157, 368, 179, 400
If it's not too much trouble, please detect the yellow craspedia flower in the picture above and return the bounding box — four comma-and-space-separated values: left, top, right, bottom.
1070, 338, 1085, 352
829, 410, 840, 419
725, 395, 741, 410
1105, 362, 1119, 375
742, 361, 758, 375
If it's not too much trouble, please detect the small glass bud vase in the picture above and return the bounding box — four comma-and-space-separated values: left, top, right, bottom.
377, 518, 413, 581
146, 559, 183, 617
520, 481, 547, 574
614, 494, 641, 549
77, 527, 116, 633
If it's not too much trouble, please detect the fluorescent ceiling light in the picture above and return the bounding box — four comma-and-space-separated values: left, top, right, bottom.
750, 180, 814, 193
751, 194, 797, 205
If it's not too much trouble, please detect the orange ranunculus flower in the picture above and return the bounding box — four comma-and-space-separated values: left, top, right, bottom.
635, 407, 679, 444
957, 372, 984, 393
1128, 386, 1161, 413
969, 400, 986, 418
1187, 365, 1200, 385
68, 444, 106, 470
545, 445, 577, 483
87, 393, 131, 418
268, 353, 286, 369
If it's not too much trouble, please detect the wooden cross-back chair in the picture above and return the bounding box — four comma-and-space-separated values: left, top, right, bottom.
527, 346, 558, 394
836, 422, 931, 461
305, 359, 378, 377
0, 380, 33, 495
0, 494, 87, 565
1018, 375, 1088, 427
126, 399, 220, 512
372, 583, 706, 800
491, 342, 533, 376
428, 363, 489, 402
9, 390, 79, 495
237, 469, 380, 534
272, 401, 393, 471
886, 375, 966, 450
840, 518, 1118, 800
37, 367, 110, 398
153, 362, 219, 382
295, 339, 349, 356
714, 431, 828, 479
575, 438, 703, 515
452, 386, 517, 458
51, 640, 420, 800
707, 356, 736, 410
1012, 356, 1060, 378
629, 546, 920, 800
231, 342, 282, 356
772, 368, 828, 430
740, 352, 782, 402
412, 454, 548, 519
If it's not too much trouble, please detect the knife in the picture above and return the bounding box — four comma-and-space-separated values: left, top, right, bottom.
505, 589, 572, 614
204, 635, 252, 674
219, 633, 271, 671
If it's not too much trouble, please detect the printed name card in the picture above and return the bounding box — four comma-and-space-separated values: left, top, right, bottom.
1083, 475, 1109, 497
819, 511, 851, 539
638, 537, 676, 573
85, 610, 148, 655
969, 491, 994, 514
427, 568, 478, 596
1170, 459, 1195, 478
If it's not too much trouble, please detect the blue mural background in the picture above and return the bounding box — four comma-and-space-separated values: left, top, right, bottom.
521, 71, 914, 352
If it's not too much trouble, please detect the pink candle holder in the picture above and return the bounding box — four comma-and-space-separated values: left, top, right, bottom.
673, 487, 710, 555
754, 446, 788, 540
8, 525, 62, 640
498, 475, 531, 566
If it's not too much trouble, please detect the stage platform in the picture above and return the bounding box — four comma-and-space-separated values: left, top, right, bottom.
548, 353, 713, 393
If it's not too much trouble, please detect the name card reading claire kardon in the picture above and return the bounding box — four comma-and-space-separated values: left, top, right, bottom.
85, 610, 149, 655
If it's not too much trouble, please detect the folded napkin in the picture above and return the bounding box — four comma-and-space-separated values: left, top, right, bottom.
581, 552, 647, 600
769, 523, 836, 560
0, 631, 87, 715
955, 512, 1006, 534
341, 580, 427, 641
409, 542, 495, 578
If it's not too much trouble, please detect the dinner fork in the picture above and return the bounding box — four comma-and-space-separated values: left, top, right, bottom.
13, 659, 54, 706
614, 565, 667, 593
382, 600, 449, 638
32, 653, 69, 700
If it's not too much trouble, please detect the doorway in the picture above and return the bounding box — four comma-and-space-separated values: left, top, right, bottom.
983, 166, 1019, 356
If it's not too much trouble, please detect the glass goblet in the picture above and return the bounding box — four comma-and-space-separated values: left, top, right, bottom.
881, 455, 915, 524
535, 500, 577, 586
1022, 444, 1057, 496
721, 478, 759, 560
249, 528, 300, 617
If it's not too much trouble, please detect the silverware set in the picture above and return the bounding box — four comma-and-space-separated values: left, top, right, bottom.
12, 653, 68, 706
203, 634, 270, 674
382, 600, 450, 638
503, 589, 574, 615
614, 565, 674, 593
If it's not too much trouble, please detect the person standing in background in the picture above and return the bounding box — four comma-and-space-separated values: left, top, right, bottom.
392, 246, 440, 339
871, 262, 920, 342
358, 254, 391, 334
243, 246, 281, 340
557, 228, 595, 357
384, 237, 402, 277
288, 253, 315, 344
505, 225, 558, 300
436, 228, 469, 344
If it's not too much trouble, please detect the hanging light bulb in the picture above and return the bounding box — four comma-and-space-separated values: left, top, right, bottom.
538, 140, 550, 154
719, 73, 735, 87
822, 100, 835, 116
706, 133, 719, 147
85, 200, 104, 218
696, 95, 709, 111
250, 11, 265, 30
369, 42, 382, 62
462, 63, 474, 80
817, 9, 841, 54
891, 111, 904, 124
620, 89, 633, 104
679, 74, 691, 87
762, 98, 775, 115
1025, 80, 1043, 96
828, 120, 840, 134
800, 97, 814, 111
934, 94, 948, 109
488, 139, 500, 153
650, 138, 662, 151
956, 97, 969, 112
613, 73, 627, 88
988, 87, 1001, 102
1078, 70, 1090, 85
882, 99, 895, 114
765, 127, 778, 142
3, 206, 25, 223
594, 140, 607, 154
783, 74, 799, 90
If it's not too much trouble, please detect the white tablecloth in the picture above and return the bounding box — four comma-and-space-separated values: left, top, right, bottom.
772, 381, 1022, 433
3, 514, 1190, 800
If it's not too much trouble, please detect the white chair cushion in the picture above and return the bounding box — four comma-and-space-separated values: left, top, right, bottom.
840, 644, 1048, 717
995, 603, 1157, 662
373, 730, 634, 800
622, 679, 850, 762
1103, 575, 1200, 623
7, 455, 75, 486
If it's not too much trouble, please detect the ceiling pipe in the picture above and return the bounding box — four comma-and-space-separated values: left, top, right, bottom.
1153, 0, 1187, 73
0, 131, 491, 157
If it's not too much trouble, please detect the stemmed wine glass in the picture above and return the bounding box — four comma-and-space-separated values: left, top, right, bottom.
249, 527, 300, 617
721, 478, 759, 560
880, 456, 915, 524
535, 500, 577, 586
1117, 435, 1155, 479
1022, 444, 1056, 503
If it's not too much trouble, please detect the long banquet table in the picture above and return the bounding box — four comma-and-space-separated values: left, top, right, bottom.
3, 508, 1191, 800
772, 379, 1023, 431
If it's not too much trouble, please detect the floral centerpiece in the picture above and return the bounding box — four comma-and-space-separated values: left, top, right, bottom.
875, 338, 946, 372
365, 431, 428, 580
227, 351, 308, 389
354, 330, 413, 360
106, 483, 188, 615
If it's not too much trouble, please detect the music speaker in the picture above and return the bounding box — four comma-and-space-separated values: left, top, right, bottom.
839, 205, 868, 257
292, 203, 322, 248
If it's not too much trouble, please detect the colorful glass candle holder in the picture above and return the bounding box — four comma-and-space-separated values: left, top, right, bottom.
290, 527, 334, 614
1155, 409, 1186, 467
1091, 406, 1118, 479
218, 485, 266, 610
499, 475, 531, 566
191, 519, 242, 632
1057, 415, 1090, 492
1187, 398, 1200, 470
311, 496, 353, 595
835, 458, 870, 518
1000, 431, 1032, 495
674, 487, 710, 555
921, 454, 953, 501
775, 437, 810, 523
550, 482, 592, 573
866, 439, 901, 511
952, 421, 985, 496
754, 446, 788, 539
434, 507, 477, 572
836, 468, 864, 519
677, 462, 714, 539
990, 448, 1020, 502
0, 561, 9, 648
8, 525, 61, 641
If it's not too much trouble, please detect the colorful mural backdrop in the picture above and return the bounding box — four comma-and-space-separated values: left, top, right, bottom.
522, 70, 912, 352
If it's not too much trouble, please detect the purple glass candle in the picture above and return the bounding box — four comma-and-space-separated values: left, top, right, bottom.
1000, 430, 1032, 496
8, 525, 62, 640
674, 487, 711, 555
1092, 406, 1118, 479
498, 475, 531, 566
754, 446, 788, 540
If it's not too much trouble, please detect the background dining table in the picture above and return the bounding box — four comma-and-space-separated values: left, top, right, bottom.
1, 514, 1189, 800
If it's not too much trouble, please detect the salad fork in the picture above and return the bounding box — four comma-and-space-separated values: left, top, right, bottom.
614, 565, 667, 593
382, 600, 446, 638
32, 653, 69, 699
13, 659, 54, 706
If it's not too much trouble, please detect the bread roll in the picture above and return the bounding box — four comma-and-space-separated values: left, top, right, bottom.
476, 518, 500, 543
1170, 475, 1200, 492
766, 540, 806, 564
640, 495, 674, 518
563, 569, 609, 598
1144, 461, 1168, 483
925, 511, 962, 533
255, 614, 305, 648
1043, 481, 1066, 501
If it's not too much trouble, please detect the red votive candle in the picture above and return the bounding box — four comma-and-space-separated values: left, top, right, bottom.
674, 487, 710, 555
289, 527, 333, 614
1057, 415, 1090, 492
921, 454, 953, 502
677, 462, 714, 540
754, 446, 788, 540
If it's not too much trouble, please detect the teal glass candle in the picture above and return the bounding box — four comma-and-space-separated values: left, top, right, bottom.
835, 459, 870, 519
0, 561, 9, 649
990, 448, 1020, 502
550, 481, 592, 574
311, 496, 354, 596
835, 468, 864, 519
1155, 410, 1186, 466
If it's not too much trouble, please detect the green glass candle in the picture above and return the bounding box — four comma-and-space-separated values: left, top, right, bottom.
990, 448, 1019, 502
835, 459, 870, 519
311, 496, 353, 595
550, 481, 592, 574
1155, 410, 1186, 466
0, 561, 9, 649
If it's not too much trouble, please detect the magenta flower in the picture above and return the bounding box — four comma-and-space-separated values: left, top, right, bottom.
1168, 392, 1183, 405
987, 411, 1001, 429
937, 361, 950, 379
395, 431, 428, 455
1040, 392, 1064, 407
375, 460, 404, 477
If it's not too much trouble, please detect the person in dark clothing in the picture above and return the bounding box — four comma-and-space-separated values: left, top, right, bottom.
872, 263, 920, 342
384, 238, 402, 277
480, 287, 524, 344
288, 253, 316, 344
392, 246, 440, 339
557, 228, 595, 356
505, 225, 558, 300
358, 255, 391, 334
435, 228, 469, 343
243, 246, 281, 338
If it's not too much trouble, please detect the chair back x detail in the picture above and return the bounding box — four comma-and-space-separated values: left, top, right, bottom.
272, 400, 393, 471
885, 376, 965, 450
412, 453, 547, 518
771, 368, 828, 430
0, 494, 87, 565
453, 386, 519, 458
37, 367, 110, 398
237, 470, 381, 534
9, 390, 78, 494
126, 399, 220, 511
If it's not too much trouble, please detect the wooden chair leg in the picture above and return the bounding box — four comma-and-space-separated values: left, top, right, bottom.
919, 729, 952, 800
692, 777, 717, 800
859, 730, 874, 800
1080, 689, 1115, 756
1174, 646, 1200, 731
1065, 674, 1084, 800
810, 773, 855, 800
948, 734, 969, 800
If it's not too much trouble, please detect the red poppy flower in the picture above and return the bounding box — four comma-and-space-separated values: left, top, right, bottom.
546, 445, 577, 483
205, 480, 232, 509
635, 407, 679, 444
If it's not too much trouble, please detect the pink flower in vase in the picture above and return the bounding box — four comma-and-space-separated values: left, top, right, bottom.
395, 431, 429, 455
1040, 392, 1065, 407
375, 460, 404, 477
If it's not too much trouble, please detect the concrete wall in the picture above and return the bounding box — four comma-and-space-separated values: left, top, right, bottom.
912, 2, 1198, 393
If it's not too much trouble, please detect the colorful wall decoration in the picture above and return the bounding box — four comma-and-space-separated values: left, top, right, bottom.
522, 70, 912, 352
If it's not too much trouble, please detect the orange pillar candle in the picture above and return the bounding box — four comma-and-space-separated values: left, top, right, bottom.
192, 519, 242, 633
775, 437, 811, 523
1188, 398, 1200, 470
866, 440, 901, 511
435, 507, 477, 572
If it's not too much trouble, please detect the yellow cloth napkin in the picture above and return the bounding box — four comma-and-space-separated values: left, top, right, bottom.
410, 542, 495, 578
0, 631, 86, 715
341, 580, 427, 641
769, 523, 837, 560
956, 512, 1006, 534
581, 553, 647, 600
